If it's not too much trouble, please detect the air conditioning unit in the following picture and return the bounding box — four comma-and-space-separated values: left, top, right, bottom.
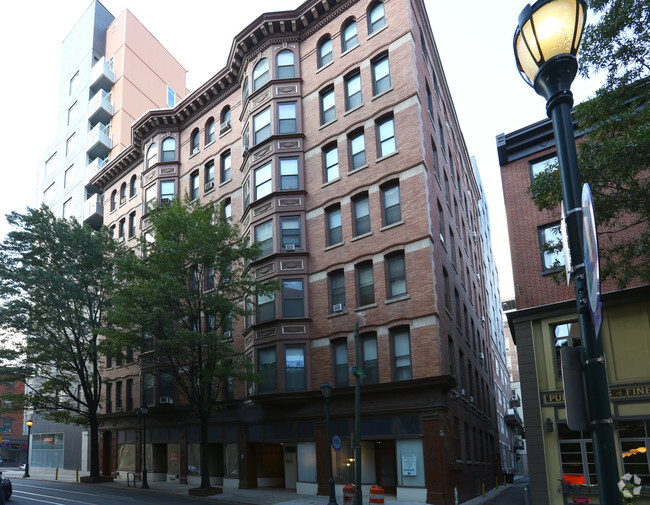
247, 386, 254, 396
115, 407, 123, 412
204, 180, 215, 191
481, 316, 486, 322
223, 331, 232, 338
284, 244, 297, 251
220, 120, 231, 133
242, 146, 249, 157
118, 236, 125, 243
192, 147, 199, 155
159, 396, 174, 405
160, 198, 172, 206
479, 352, 485, 360
472, 231, 478, 239
470, 396, 475, 403
461, 388, 466, 396
332, 303, 344, 312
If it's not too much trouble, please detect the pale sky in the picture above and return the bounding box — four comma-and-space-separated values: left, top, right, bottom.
0, 0, 601, 300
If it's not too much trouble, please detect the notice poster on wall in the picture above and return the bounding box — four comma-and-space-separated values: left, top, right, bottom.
402, 455, 416, 476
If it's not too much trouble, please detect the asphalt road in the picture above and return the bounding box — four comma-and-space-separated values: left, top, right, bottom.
486, 476, 530, 505
8, 479, 242, 505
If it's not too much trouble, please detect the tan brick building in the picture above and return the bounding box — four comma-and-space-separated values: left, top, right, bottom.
92, 0, 503, 503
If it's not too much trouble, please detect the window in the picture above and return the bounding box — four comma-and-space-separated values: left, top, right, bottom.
285, 346, 306, 391
257, 290, 275, 323
115, 381, 123, 411
426, 83, 433, 117
278, 102, 297, 134
129, 212, 136, 238
362, 334, 379, 384
539, 223, 564, 272
326, 206, 342, 246
206, 118, 215, 144
356, 261, 375, 306
258, 347, 277, 393
222, 198, 232, 221
281, 216, 301, 249
221, 151, 231, 182
329, 270, 346, 311
432, 139, 439, 180
44, 153, 56, 179
253, 107, 271, 144
448, 337, 455, 376
619, 420, 650, 485
443, 268, 450, 311
190, 172, 200, 200
64, 166, 72, 188
160, 180, 175, 203
276, 50, 295, 79
119, 183, 127, 205
110, 190, 117, 212
381, 182, 401, 226
106, 382, 113, 413
349, 130, 366, 170
162, 137, 176, 162
438, 119, 445, 150
345, 71, 362, 110
449, 228, 455, 264
333, 339, 349, 387
324, 144, 339, 182
553, 321, 580, 380
282, 279, 304, 317
377, 116, 396, 157
386, 252, 407, 298
320, 87, 336, 125
243, 178, 250, 209
205, 161, 215, 185
254, 162, 272, 200
252, 58, 270, 91
62, 199, 71, 219
242, 78, 249, 105
126, 378, 133, 410
530, 155, 558, 181
255, 220, 274, 258
279, 157, 299, 190
166, 85, 176, 107
368, 1, 386, 34
352, 193, 370, 236
318, 36, 333, 68
438, 202, 445, 242
145, 185, 157, 213
342, 19, 358, 52
67, 102, 77, 125
558, 424, 597, 486
70, 71, 79, 95
221, 106, 231, 131
392, 327, 412, 381
130, 175, 137, 197
190, 128, 200, 154
147, 143, 158, 168
66, 133, 75, 157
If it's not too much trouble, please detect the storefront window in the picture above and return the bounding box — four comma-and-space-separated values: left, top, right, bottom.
552, 321, 580, 381
619, 420, 650, 485
558, 424, 597, 486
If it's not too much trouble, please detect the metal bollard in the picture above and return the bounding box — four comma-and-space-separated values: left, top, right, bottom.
55, 467, 59, 480
524, 485, 531, 505
76, 468, 79, 482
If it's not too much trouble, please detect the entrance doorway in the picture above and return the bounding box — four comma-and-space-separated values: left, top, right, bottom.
284, 445, 297, 489
375, 441, 397, 494
102, 431, 113, 476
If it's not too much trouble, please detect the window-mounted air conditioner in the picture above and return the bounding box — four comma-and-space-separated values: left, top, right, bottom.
284, 244, 297, 251
159, 396, 174, 405
205, 180, 215, 191
332, 303, 344, 312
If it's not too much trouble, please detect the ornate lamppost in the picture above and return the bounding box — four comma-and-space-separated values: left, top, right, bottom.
513, 1, 620, 504
23, 419, 33, 478
140, 404, 149, 489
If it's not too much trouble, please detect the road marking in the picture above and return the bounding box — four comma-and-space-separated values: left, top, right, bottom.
13, 483, 136, 501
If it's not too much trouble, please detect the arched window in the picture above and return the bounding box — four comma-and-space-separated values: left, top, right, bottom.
120, 182, 127, 204
341, 19, 358, 52
368, 0, 386, 34
252, 58, 270, 91
205, 118, 215, 144
130, 174, 137, 198
221, 106, 231, 131
161, 137, 176, 162
318, 36, 333, 68
110, 190, 117, 211
146, 143, 157, 168
276, 50, 295, 79
190, 129, 200, 155
242, 78, 249, 104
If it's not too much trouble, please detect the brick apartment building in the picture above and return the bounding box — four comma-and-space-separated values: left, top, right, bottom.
497, 117, 650, 504
91, 0, 506, 502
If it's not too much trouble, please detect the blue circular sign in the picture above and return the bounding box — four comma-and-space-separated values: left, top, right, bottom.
582, 183, 602, 337
331, 434, 342, 451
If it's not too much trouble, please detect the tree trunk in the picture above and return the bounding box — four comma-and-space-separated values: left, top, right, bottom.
88, 412, 101, 478
199, 415, 211, 489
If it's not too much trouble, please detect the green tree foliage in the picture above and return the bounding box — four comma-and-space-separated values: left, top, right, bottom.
105, 198, 271, 490
528, 0, 649, 287
0, 207, 125, 478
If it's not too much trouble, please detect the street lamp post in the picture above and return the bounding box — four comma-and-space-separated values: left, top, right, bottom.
321, 382, 338, 505
513, 2, 621, 505
140, 404, 149, 489
23, 420, 33, 478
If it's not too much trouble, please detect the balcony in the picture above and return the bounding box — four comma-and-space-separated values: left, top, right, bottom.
87, 122, 112, 159
82, 193, 104, 229
88, 90, 113, 126
509, 395, 521, 408
85, 156, 109, 184
90, 56, 115, 93
505, 408, 524, 429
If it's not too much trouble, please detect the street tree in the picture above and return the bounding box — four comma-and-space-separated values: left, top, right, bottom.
105, 198, 271, 492
528, 0, 649, 287
0, 206, 125, 479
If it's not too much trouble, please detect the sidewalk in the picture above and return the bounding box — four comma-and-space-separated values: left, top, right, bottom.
5, 468, 526, 505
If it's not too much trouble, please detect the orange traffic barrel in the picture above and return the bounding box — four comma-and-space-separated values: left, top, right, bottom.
343, 484, 355, 504
369, 485, 385, 504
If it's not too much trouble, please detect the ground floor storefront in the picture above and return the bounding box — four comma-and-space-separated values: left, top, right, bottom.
99, 377, 499, 504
